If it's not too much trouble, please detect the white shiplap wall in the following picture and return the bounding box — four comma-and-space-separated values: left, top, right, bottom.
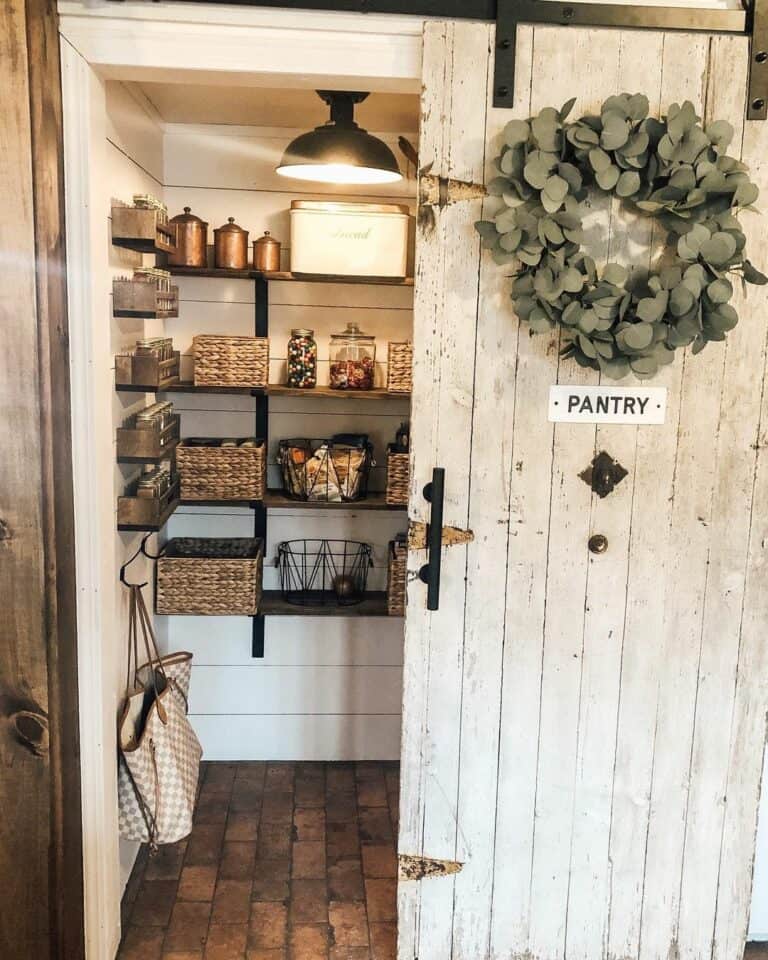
160, 120, 415, 760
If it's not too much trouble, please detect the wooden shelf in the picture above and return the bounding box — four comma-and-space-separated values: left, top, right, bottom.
117, 496, 179, 533
263, 271, 414, 286
154, 382, 409, 401
264, 491, 405, 511
260, 590, 395, 617
268, 385, 409, 401
177, 492, 405, 512
167, 266, 414, 286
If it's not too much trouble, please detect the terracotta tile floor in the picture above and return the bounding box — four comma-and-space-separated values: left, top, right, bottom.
119, 761, 399, 960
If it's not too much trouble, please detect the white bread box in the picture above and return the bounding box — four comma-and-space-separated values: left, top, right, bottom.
289, 200, 409, 278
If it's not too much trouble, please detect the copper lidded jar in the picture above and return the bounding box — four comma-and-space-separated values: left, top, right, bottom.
253, 231, 281, 272
168, 207, 208, 268
214, 217, 249, 270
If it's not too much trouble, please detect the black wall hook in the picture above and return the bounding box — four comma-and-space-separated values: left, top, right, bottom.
119, 534, 162, 587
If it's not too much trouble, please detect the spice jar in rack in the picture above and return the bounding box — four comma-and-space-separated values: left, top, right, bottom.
286, 329, 317, 389
329, 323, 376, 391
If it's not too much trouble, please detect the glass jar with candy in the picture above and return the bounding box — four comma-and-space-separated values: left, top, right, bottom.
286, 328, 317, 388
329, 322, 376, 391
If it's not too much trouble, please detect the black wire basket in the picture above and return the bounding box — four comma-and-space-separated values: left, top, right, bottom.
277, 435, 374, 502
277, 539, 374, 606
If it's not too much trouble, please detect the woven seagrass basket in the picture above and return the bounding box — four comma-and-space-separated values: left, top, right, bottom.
386, 449, 409, 506
193, 334, 269, 388
387, 537, 407, 617
156, 537, 263, 615
386, 341, 412, 393
176, 440, 266, 501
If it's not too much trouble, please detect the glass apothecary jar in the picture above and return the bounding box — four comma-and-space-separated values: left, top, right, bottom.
286, 328, 317, 389
329, 322, 376, 390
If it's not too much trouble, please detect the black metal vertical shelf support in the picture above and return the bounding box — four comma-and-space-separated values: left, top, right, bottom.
252, 275, 269, 658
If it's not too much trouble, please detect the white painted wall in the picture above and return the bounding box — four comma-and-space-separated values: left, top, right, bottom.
159, 119, 415, 760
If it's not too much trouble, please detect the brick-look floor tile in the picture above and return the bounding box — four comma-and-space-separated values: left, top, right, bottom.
327, 860, 364, 902
289, 923, 330, 960
118, 925, 165, 960
328, 901, 369, 948
248, 901, 288, 950
369, 922, 396, 960
131, 879, 178, 926
251, 858, 290, 902
361, 846, 396, 879
205, 922, 248, 959
145, 841, 188, 880
354, 763, 383, 781
326, 795, 357, 824
327, 822, 360, 861
330, 948, 370, 960
164, 901, 211, 953
292, 841, 326, 879
260, 792, 294, 825
226, 815, 260, 843
264, 763, 295, 793
178, 865, 218, 902
230, 783, 263, 815
295, 778, 325, 808
219, 842, 257, 881
290, 879, 328, 924
163, 951, 205, 960
357, 810, 392, 845
356, 781, 388, 808
294, 807, 325, 842
245, 950, 286, 960
326, 767, 356, 796
235, 762, 266, 784
257, 823, 292, 860
186, 823, 226, 867
195, 796, 230, 826
212, 879, 253, 924
364, 880, 397, 922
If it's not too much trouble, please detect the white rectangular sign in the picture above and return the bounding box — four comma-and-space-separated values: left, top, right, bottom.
549, 385, 667, 424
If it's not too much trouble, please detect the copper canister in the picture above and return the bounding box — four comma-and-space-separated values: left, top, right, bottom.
253, 231, 281, 272
168, 207, 208, 268
214, 217, 249, 270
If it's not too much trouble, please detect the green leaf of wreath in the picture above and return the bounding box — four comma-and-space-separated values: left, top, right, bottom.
476, 93, 765, 379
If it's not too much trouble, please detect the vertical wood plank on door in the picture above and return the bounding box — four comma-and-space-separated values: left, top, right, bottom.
711, 43, 768, 960
451, 21, 528, 960
638, 37, 729, 960
564, 33, 666, 960
526, 27, 618, 960
675, 35, 758, 960
399, 20, 490, 960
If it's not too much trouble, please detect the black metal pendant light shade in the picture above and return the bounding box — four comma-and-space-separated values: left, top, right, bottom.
276, 91, 402, 185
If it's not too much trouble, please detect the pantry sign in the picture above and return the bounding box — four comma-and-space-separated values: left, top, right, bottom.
549, 385, 667, 425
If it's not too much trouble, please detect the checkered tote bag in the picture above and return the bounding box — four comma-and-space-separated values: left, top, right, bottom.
118, 584, 202, 846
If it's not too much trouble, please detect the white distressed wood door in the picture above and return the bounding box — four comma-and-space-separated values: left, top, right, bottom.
399, 20, 768, 960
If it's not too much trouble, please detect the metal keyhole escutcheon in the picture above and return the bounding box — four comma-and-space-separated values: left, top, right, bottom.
589, 534, 608, 555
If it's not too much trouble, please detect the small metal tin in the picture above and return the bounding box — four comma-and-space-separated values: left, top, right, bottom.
253, 231, 281, 272
214, 217, 249, 270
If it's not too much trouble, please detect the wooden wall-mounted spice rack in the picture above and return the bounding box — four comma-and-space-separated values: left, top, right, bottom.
115, 351, 181, 392
111, 204, 177, 255
117, 474, 180, 532
116, 413, 181, 464
113, 277, 179, 319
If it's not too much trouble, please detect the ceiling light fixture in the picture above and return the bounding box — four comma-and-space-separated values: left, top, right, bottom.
276, 91, 402, 186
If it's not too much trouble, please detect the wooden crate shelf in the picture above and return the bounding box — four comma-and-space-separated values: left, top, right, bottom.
117, 476, 180, 532
113, 278, 179, 319
111, 205, 176, 255
259, 590, 395, 617
116, 414, 181, 464
115, 351, 181, 392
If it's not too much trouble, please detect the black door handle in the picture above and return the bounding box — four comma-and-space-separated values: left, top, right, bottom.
418, 467, 445, 611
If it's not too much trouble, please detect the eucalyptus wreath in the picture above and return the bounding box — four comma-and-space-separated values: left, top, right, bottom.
475, 93, 767, 379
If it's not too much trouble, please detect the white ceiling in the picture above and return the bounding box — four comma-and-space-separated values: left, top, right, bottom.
132, 82, 419, 133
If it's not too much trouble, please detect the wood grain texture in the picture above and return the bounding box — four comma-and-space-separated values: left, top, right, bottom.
1, 0, 83, 956
403, 21, 768, 960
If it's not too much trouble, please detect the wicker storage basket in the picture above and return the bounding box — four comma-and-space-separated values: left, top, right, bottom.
176, 440, 266, 501
156, 538, 263, 615
386, 449, 409, 506
387, 341, 413, 393
193, 335, 269, 388
387, 537, 407, 616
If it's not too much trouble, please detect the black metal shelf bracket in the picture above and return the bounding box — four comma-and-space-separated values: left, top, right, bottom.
252, 276, 269, 659
493, 0, 767, 121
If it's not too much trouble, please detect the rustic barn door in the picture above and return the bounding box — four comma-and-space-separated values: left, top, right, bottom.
399, 20, 768, 960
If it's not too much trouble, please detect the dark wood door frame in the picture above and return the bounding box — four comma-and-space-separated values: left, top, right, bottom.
0, 1, 84, 957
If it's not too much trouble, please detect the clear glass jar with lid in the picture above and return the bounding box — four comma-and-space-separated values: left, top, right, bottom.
286, 328, 317, 388
329, 322, 376, 390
